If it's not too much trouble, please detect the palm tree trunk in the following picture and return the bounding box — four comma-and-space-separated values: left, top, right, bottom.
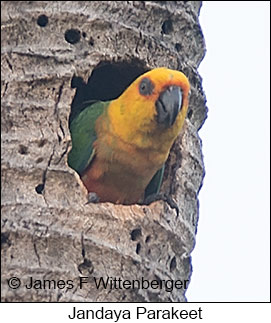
1, 1, 206, 302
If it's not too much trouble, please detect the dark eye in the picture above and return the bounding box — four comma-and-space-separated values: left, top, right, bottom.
139, 78, 154, 96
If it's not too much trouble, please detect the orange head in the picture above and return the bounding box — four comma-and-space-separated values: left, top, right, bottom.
107, 67, 190, 150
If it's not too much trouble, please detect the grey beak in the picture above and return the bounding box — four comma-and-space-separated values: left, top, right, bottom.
155, 86, 183, 127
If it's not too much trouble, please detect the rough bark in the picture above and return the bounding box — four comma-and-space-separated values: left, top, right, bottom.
1, 1, 206, 302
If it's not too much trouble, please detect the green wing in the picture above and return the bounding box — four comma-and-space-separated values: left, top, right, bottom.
144, 165, 165, 198
68, 101, 109, 175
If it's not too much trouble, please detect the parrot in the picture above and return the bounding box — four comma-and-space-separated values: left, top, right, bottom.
68, 67, 190, 205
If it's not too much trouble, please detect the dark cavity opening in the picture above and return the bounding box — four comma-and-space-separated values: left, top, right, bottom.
89, 37, 94, 46
162, 19, 173, 34
145, 235, 151, 243
37, 15, 48, 27
35, 183, 44, 194
136, 242, 141, 254
65, 29, 81, 44
175, 43, 182, 52
69, 59, 149, 124
130, 228, 142, 241
18, 145, 28, 155
170, 256, 177, 272
1, 232, 11, 247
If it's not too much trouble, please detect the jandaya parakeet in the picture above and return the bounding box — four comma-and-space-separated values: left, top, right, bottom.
68, 67, 190, 204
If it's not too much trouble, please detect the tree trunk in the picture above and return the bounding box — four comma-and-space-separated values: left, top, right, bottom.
1, 1, 206, 302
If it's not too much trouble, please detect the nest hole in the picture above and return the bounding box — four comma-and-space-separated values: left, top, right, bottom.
69, 59, 148, 124
68, 60, 149, 203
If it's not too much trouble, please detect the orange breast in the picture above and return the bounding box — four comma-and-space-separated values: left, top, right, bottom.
81, 157, 149, 204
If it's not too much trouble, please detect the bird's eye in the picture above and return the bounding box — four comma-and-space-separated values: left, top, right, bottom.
139, 78, 154, 96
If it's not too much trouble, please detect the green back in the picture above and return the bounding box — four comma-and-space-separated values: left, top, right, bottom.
68, 101, 109, 175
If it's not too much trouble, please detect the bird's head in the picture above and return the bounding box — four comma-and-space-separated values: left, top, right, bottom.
108, 67, 190, 148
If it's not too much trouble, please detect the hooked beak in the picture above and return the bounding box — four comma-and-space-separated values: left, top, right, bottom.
155, 86, 183, 127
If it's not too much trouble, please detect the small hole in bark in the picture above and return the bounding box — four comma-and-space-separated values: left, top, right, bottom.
35, 184, 44, 194
1, 232, 11, 247
130, 228, 142, 241
18, 145, 28, 155
8, 120, 14, 129
38, 139, 47, 147
175, 43, 182, 52
82, 32, 87, 38
145, 235, 151, 243
89, 37, 94, 46
65, 29, 81, 44
170, 256, 177, 272
36, 157, 43, 164
187, 109, 193, 119
162, 19, 173, 34
136, 243, 141, 254
37, 15, 48, 27
78, 258, 94, 274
